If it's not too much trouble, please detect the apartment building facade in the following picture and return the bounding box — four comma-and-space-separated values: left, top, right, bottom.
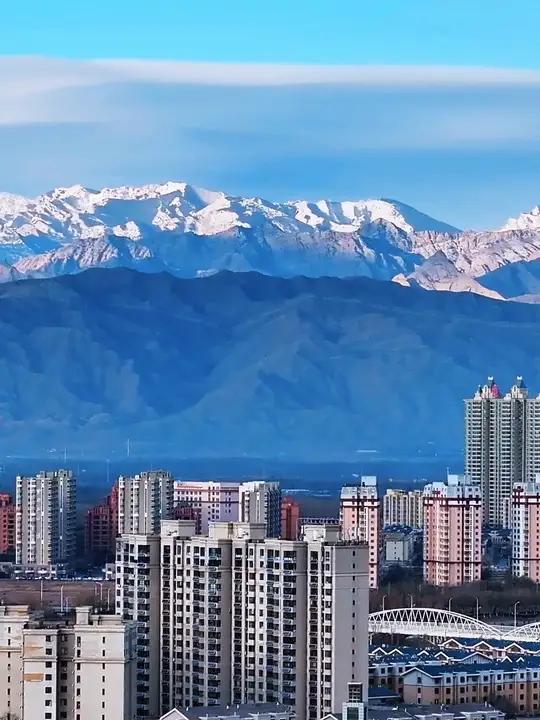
15, 470, 76, 567
117, 471, 174, 535
402, 661, 540, 715
281, 497, 301, 540
423, 475, 482, 586
465, 376, 540, 527
0, 604, 136, 720
239, 481, 282, 537
340, 477, 381, 588
173, 481, 240, 534
0, 492, 15, 554
115, 533, 161, 720
118, 520, 368, 720
383, 489, 424, 529
511, 478, 540, 582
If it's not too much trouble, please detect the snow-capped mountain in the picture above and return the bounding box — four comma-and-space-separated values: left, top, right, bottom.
2, 180, 540, 300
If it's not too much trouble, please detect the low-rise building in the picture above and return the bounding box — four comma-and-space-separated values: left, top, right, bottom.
160, 703, 294, 720
384, 531, 414, 564
402, 660, 540, 714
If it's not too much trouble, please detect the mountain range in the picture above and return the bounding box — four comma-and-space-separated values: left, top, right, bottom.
2, 181, 540, 300
2, 267, 540, 459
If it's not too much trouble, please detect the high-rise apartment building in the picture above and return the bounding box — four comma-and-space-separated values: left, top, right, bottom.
15, 470, 76, 567
118, 521, 368, 720
465, 376, 540, 527
511, 477, 540, 582
239, 481, 282, 537
116, 533, 161, 720
0, 492, 15, 555
281, 496, 301, 540
340, 477, 381, 588
117, 471, 174, 535
382, 489, 424, 529
0, 604, 137, 720
173, 481, 240, 534
423, 475, 482, 586
160, 520, 233, 711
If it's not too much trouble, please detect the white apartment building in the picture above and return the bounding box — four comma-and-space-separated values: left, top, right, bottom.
16, 470, 76, 566
116, 533, 161, 720
340, 477, 381, 588
0, 604, 136, 720
383, 489, 424, 529
238, 481, 282, 537
119, 521, 368, 720
511, 476, 540, 582
173, 481, 240, 533
117, 471, 174, 535
465, 376, 540, 527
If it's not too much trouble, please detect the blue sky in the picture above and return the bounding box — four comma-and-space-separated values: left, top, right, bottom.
4, 0, 540, 68
1, 2, 540, 228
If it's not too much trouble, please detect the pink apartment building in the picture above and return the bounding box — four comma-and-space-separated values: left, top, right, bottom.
340, 476, 380, 588
423, 475, 482, 587
512, 478, 540, 582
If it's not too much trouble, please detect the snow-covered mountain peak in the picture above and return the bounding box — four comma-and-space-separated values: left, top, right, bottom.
0, 192, 29, 217
501, 205, 540, 231
1, 179, 540, 302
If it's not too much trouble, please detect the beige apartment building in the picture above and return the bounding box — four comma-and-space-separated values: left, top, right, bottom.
160, 519, 233, 711
0, 604, 136, 720
119, 520, 368, 720
15, 470, 76, 567
423, 475, 482, 587
340, 477, 381, 588
117, 471, 174, 535
383, 489, 424, 529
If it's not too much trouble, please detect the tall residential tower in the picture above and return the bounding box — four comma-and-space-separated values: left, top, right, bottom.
465, 376, 540, 527
423, 475, 482, 586
15, 470, 76, 567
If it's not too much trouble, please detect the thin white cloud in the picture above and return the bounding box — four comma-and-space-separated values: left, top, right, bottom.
93, 59, 540, 87
1, 56, 540, 228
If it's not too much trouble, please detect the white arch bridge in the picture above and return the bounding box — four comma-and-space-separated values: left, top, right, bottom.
369, 607, 540, 643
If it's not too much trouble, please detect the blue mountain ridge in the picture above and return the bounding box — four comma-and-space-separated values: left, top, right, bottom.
0, 267, 538, 460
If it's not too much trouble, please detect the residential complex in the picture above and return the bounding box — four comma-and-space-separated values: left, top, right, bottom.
383, 489, 424, 529
340, 476, 381, 588
117, 470, 174, 535
465, 376, 540, 528
423, 475, 482, 586
0, 604, 137, 720
117, 519, 369, 720
511, 477, 540, 582
15, 470, 76, 567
